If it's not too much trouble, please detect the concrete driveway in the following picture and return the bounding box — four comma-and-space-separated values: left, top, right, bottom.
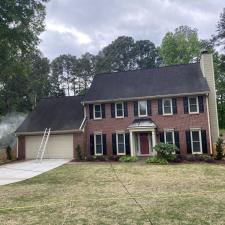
0, 159, 70, 186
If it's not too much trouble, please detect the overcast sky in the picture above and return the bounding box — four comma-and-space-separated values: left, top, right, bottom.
39, 0, 224, 60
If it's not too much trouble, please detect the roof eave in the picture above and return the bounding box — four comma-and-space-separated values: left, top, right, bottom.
82, 91, 209, 104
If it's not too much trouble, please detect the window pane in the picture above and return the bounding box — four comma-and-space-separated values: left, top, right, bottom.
164, 99, 171, 107
139, 101, 147, 115
95, 111, 101, 118
189, 98, 197, 105
116, 103, 123, 110
163, 99, 172, 114
95, 105, 101, 111
192, 131, 200, 142
96, 135, 102, 145
94, 105, 101, 118
116, 103, 123, 117
190, 105, 197, 112
166, 132, 173, 144
193, 142, 201, 152
118, 134, 124, 143
164, 106, 172, 114
189, 98, 198, 112
96, 144, 102, 154
118, 144, 125, 153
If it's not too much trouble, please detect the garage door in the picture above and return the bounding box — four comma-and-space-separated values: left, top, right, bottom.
25, 134, 73, 159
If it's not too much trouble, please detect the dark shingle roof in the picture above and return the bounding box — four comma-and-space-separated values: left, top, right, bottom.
16, 96, 84, 133
84, 63, 209, 102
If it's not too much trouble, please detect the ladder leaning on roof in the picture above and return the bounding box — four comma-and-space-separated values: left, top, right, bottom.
36, 128, 51, 161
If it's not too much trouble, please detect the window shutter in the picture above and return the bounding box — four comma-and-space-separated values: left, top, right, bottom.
198, 96, 204, 113
111, 103, 115, 118
201, 130, 207, 154
158, 99, 163, 115
159, 132, 164, 143
185, 130, 192, 154
147, 100, 152, 116
183, 97, 188, 114
174, 131, 180, 154
134, 101, 138, 116
125, 133, 130, 155
89, 104, 93, 119
103, 134, 107, 155
90, 134, 94, 155
102, 104, 105, 118
172, 98, 177, 114
124, 102, 128, 117
112, 133, 117, 155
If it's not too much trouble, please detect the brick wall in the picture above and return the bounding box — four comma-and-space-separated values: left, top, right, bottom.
85, 96, 210, 155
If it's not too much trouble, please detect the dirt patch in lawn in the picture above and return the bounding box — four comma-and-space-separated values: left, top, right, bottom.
1, 163, 225, 225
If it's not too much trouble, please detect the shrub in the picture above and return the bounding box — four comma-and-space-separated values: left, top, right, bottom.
153, 143, 178, 161
119, 156, 138, 162
75, 144, 83, 160
216, 137, 224, 160
146, 156, 168, 164
6, 146, 12, 160
174, 154, 215, 163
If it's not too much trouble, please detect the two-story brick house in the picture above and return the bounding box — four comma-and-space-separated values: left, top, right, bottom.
16, 51, 219, 159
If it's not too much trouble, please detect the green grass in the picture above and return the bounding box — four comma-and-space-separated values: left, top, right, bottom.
1, 162, 225, 224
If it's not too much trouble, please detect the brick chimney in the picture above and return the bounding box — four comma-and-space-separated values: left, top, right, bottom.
200, 50, 219, 149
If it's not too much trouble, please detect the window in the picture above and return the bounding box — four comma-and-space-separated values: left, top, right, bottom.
116, 133, 126, 155
115, 102, 124, 118
94, 104, 102, 119
188, 97, 199, 114
138, 100, 147, 117
190, 129, 202, 154
94, 133, 103, 155
163, 98, 172, 115
164, 130, 175, 145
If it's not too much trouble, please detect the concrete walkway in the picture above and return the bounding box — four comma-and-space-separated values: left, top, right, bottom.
0, 159, 70, 186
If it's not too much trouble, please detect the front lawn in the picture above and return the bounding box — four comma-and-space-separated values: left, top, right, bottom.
1, 162, 225, 225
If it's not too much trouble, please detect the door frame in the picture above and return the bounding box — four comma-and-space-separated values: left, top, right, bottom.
137, 133, 152, 156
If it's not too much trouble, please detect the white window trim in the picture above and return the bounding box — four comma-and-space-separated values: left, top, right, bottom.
116, 132, 126, 155
164, 129, 175, 145
138, 100, 147, 117
115, 102, 124, 118
188, 97, 199, 114
162, 98, 173, 115
93, 104, 102, 120
94, 132, 103, 155
190, 128, 202, 154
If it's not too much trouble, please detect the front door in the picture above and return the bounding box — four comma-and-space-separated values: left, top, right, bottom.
139, 133, 149, 155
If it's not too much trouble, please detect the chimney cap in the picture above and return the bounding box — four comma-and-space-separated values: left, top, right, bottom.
201, 48, 209, 54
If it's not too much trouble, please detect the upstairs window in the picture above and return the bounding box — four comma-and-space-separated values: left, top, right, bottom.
115, 102, 124, 118
94, 104, 102, 119
188, 97, 199, 114
163, 98, 172, 115
138, 100, 147, 117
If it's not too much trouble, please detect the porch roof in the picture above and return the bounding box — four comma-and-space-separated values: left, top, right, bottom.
128, 118, 156, 130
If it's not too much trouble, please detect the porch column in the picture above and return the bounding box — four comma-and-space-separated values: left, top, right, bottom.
152, 130, 157, 147
129, 131, 135, 156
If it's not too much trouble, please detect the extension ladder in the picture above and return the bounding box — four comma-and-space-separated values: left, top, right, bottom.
36, 128, 51, 161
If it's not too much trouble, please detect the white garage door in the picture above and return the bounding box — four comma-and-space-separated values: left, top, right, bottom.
25, 134, 73, 159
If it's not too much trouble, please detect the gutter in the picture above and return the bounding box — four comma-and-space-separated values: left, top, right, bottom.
82, 91, 209, 104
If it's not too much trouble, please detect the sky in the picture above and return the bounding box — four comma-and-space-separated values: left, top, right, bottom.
39, 0, 224, 60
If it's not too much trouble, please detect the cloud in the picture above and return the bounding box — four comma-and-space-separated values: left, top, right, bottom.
39, 0, 224, 60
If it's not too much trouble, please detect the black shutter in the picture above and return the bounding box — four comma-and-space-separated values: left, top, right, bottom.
134, 101, 138, 116
103, 134, 107, 155
147, 100, 152, 116
172, 98, 177, 114
124, 102, 128, 117
198, 96, 204, 113
183, 97, 189, 114
201, 130, 207, 154
158, 99, 163, 115
89, 104, 93, 119
159, 132, 164, 143
112, 133, 117, 155
111, 103, 115, 118
174, 131, 180, 154
90, 134, 94, 155
125, 133, 130, 155
102, 104, 105, 118
185, 130, 192, 154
